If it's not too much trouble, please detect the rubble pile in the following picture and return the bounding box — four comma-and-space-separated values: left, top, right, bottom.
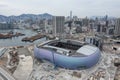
7, 47, 19, 73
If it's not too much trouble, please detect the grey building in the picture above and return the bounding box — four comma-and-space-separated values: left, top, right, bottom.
52, 16, 65, 37
97, 24, 106, 33
115, 18, 120, 36
0, 22, 14, 30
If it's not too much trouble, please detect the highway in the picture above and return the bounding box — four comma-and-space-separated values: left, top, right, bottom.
0, 67, 16, 80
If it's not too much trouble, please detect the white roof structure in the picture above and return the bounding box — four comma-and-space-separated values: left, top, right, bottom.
76, 45, 98, 56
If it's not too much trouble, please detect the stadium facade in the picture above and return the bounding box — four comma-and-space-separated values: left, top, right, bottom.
34, 39, 101, 69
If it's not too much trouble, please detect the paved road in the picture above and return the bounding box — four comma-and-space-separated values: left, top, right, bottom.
0, 73, 8, 80
0, 67, 16, 80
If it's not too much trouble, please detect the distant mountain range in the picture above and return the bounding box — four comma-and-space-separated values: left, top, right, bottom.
0, 13, 116, 23
0, 13, 53, 22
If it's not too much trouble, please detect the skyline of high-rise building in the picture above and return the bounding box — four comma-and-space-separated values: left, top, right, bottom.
70, 11, 72, 20
115, 18, 120, 36
52, 16, 65, 37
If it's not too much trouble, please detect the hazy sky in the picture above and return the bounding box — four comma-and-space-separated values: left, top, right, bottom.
0, 0, 120, 17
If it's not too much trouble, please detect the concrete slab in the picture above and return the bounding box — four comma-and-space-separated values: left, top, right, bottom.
13, 55, 33, 80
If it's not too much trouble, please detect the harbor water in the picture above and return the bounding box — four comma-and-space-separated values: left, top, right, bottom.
0, 29, 46, 47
